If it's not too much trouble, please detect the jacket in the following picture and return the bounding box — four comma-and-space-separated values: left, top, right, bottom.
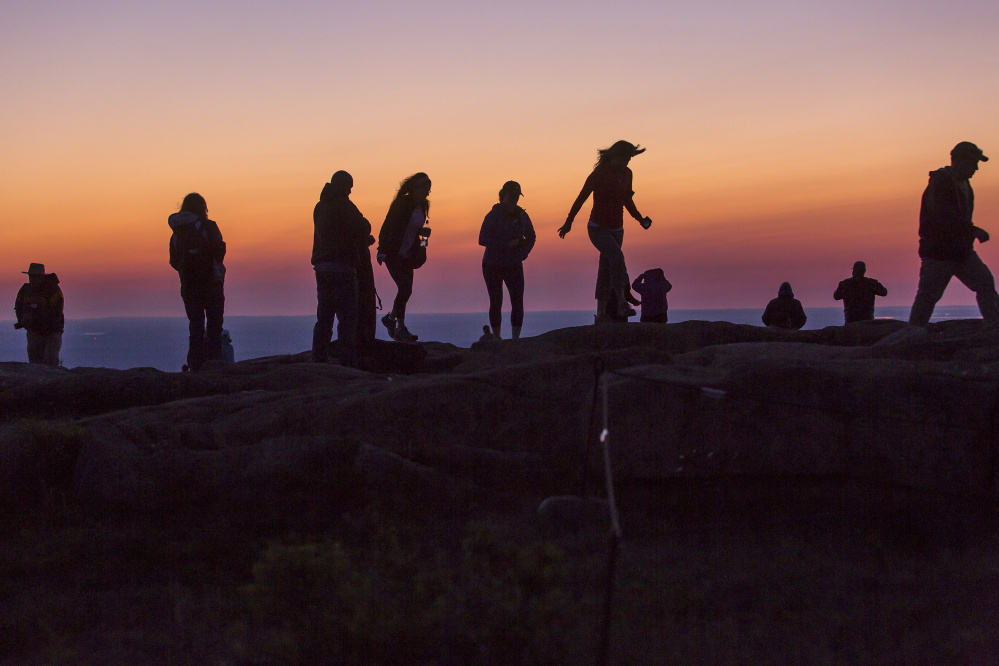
378, 200, 419, 258
312, 183, 372, 268
918, 167, 976, 262
479, 204, 536, 267
834, 276, 887, 323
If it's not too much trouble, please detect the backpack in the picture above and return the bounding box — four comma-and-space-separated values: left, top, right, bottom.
18, 278, 61, 331
171, 220, 214, 280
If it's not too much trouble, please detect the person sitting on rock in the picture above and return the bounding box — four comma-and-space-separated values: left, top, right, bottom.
631, 268, 672, 323
13, 262, 64, 366
762, 282, 807, 330
834, 261, 887, 323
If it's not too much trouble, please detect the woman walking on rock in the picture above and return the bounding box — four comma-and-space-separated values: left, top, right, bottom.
558, 140, 652, 322
377, 173, 432, 342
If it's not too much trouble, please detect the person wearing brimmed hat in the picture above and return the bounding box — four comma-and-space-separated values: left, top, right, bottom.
909, 142, 999, 327
834, 261, 887, 323
13, 263, 64, 366
478, 180, 536, 340
762, 282, 807, 330
558, 140, 653, 322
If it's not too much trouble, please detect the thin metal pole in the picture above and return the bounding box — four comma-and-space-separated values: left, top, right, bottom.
579, 358, 605, 497
597, 369, 623, 666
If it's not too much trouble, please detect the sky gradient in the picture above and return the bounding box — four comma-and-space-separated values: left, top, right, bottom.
3, 0, 998, 319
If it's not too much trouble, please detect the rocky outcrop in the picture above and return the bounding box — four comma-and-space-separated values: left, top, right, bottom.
3, 318, 999, 510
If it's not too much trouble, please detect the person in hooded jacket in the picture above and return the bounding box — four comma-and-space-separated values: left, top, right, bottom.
478, 180, 536, 340
168, 192, 226, 371
631, 268, 672, 323
311, 170, 372, 367
14, 262, 64, 366
909, 141, 999, 327
762, 282, 807, 330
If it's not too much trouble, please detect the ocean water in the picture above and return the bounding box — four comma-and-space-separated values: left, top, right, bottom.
0, 305, 983, 371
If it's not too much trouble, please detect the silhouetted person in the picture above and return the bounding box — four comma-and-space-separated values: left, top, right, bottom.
377, 173, 431, 342
632, 268, 672, 323
762, 282, 807, 330
558, 140, 653, 322
14, 263, 64, 366
909, 142, 999, 327
169, 193, 226, 372
311, 171, 372, 367
221, 329, 235, 363
834, 261, 887, 323
479, 181, 536, 340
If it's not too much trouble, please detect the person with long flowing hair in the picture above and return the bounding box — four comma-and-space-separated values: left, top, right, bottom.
558, 140, 652, 322
376, 172, 431, 342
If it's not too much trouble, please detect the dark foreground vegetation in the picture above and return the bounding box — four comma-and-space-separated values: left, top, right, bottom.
4, 470, 999, 665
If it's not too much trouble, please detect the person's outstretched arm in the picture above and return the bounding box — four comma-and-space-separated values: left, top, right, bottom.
558, 172, 596, 238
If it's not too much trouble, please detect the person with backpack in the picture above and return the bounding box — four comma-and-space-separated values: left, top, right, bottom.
377, 172, 431, 342
13, 263, 64, 366
311, 170, 372, 367
478, 180, 536, 340
168, 193, 226, 371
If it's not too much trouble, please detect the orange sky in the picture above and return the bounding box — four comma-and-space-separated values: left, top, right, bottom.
2, 1, 998, 318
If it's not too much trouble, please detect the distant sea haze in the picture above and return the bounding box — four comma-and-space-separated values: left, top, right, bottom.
0, 306, 983, 372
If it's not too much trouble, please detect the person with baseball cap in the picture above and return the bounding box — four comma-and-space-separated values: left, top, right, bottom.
909, 141, 999, 327
478, 180, 536, 339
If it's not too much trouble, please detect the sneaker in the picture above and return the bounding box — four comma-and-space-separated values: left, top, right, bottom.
381, 313, 397, 338
394, 325, 418, 342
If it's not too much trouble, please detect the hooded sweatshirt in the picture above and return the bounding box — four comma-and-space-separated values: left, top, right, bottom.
631, 269, 672, 318
918, 167, 976, 262
762, 283, 807, 329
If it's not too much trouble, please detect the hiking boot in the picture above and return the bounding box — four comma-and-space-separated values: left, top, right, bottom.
381, 313, 397, 338
394, 325, 418, 342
